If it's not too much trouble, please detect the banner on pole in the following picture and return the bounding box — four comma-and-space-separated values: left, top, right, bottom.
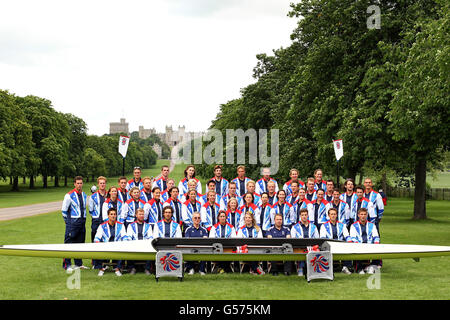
333, 139, 343, 161
118, 135, 130, 158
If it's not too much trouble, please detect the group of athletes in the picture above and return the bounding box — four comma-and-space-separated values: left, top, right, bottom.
61, 164, 386, 277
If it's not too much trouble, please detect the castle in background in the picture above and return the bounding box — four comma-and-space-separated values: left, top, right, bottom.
109, 119, 204, 157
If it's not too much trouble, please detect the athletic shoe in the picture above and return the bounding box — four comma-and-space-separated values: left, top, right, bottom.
98, 269, 105, 277
199, 271, 206, 276
359, 269, 365, 275
188, 268, 195, 275
145, 269, 151, 276
341, 266, 352, 275
256, 266, 265, 276
130, 268, 137, 275
367, 266, 376, 274
65, 266, 74, 273
115, 269, 122, 277
297, 268, 304, 277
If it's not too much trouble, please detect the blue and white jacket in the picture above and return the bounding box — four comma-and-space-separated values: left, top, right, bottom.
163, 198, 184, 223
365, 190, 384, 221
226, 209, 243, 229
101, 198, 125, 222
62, 189, 87, 222
144, 198, 164, 225
255, 178, 279, 195
209, 222, 237, 238
153, 220, 182, 238
350, 221, 380, 244
88, 191, 107, 220
271, 201, 295, 227
126, 221, 153, 240
200, 202, 221, 230
231, 177, 251, 196
258, 204, 275, 231
320, 221, 350, 241
310, 200, 331, 225
182, 199, 203, 227
283, 179, 305, 196
340, 192, 358, 222
236, 225, 263, 238
290, 222, 319, 239
126, 178, 144, 192
178, 177, 202, 196
210, 177, 229, 198
314, 180, 327, 191
329, 200, 351, 226
94, 221, 128, 242
123, 199, 147, 224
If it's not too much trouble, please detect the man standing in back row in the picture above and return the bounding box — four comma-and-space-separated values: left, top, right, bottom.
62, 176, 88, 271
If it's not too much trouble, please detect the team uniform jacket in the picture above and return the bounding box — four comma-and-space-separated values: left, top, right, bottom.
305, 190, 317, 202
126, 221, 153, 240
237, 225, 263, 238
88, 191, 107, 220
94, 221, 128, 242
140, 190, 153, 203
226, 209, 243, 229
365, 190, 384, 222
163, 198, 184, 223
350, 221, 380, 244
200, 202, 221, 230
126, 178, 144, 192
222, 194, 243, 209
271, 201, 295, 228
180, 191, 203, 204
117, 188, 129, 203
255, 178, 279, 195
153, 220, 182, 238
209, 222, 237, 238
178, 177, 202, 196
239, 203, 261, 227
314, 180, 327, 191
182, 199, 203, 227
286, 193, 299, 206
231, 177, 251, 196
310, 200, 331, 225
320, 221, 350, 241
200, 193, 225, 211
210, 177, 229, 198
283, 179, 305, 196
290, 222, 319, 239
258, 203, 275, 232
355, 197, 376, 222
329, 200, 351, 226
292, 199, 313, 224
62, 189, 87, 222
340, 192, 358, 222
153, 177, 168, 192
144, 198, 164, 225
123, 198, 147, 224
101, 198, 125, 222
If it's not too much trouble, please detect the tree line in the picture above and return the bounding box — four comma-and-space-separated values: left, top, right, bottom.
0, 90, 162, 190
191, 0, 449, 219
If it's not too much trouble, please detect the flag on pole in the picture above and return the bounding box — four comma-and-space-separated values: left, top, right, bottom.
118, 135, 130, 158
333, 139, 343, 161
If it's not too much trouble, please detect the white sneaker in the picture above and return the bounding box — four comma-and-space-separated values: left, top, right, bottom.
367, 266, 376, 274
359, 269, 365, 275
115, 269, 122, 277
98, 269, 105, 277
342, 266, 352, 275
65, 266, 74, 274
199, 271, 206, 276
297, 268, 304, 277
188, 269, 195, 275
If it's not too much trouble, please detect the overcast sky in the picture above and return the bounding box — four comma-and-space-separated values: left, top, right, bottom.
0, 0, 298, 136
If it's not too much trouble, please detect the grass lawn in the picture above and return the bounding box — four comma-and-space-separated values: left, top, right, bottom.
0, 198, 448, 300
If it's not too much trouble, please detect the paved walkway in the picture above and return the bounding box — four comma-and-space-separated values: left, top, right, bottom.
0, 201, 61, 222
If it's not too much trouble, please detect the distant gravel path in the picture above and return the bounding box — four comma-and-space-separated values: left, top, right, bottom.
0, 201, 61, 221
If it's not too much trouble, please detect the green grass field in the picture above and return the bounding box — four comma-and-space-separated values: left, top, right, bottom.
0, 198, 448, 300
